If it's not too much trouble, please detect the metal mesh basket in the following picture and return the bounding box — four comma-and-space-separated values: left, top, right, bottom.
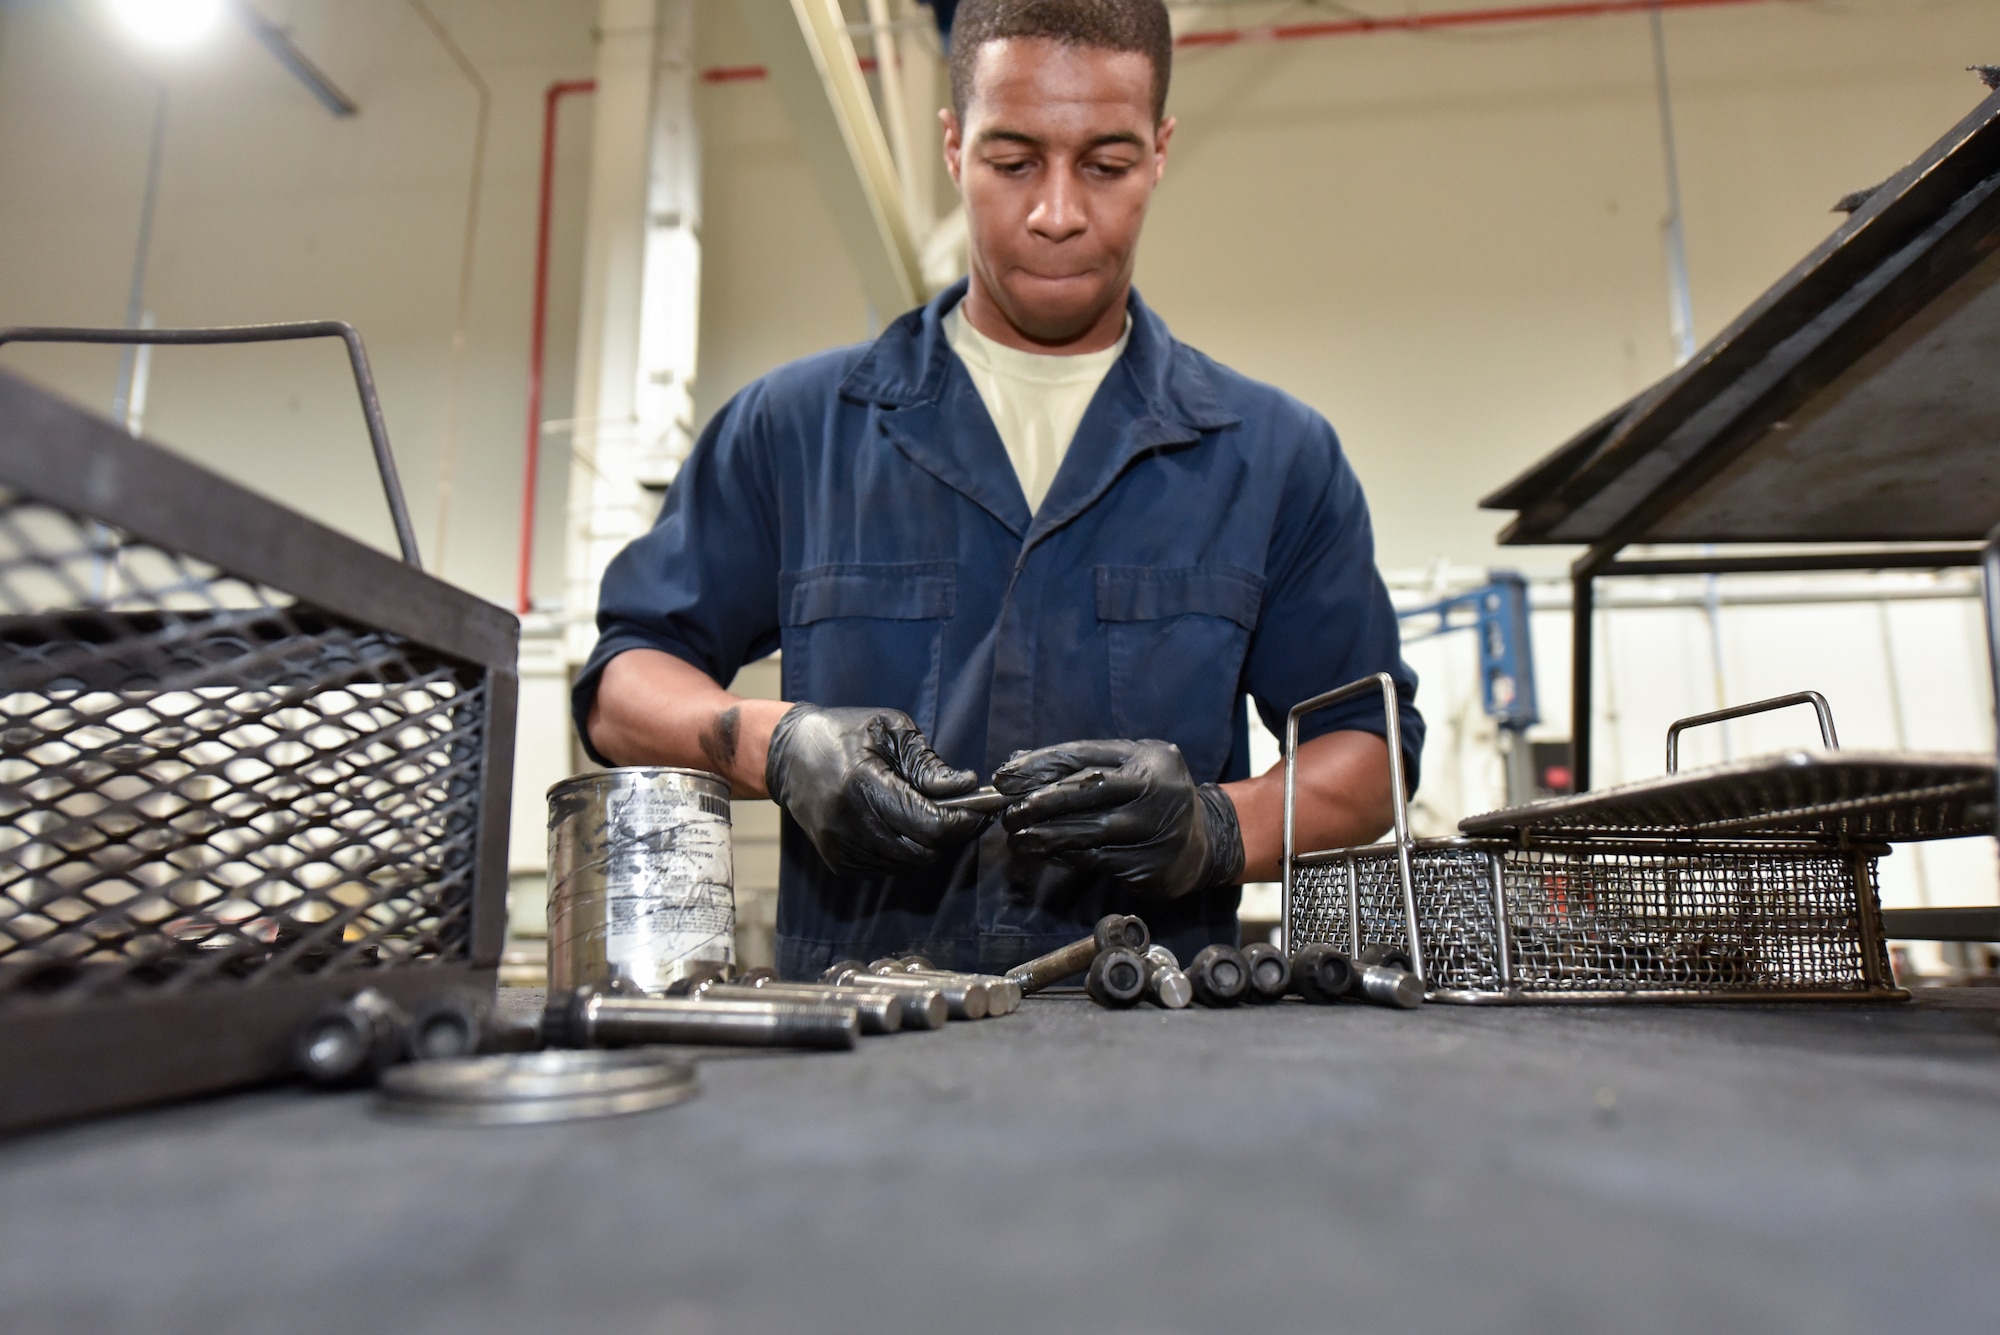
1282, 676, 1902, 1003
0, 325, 516, 1131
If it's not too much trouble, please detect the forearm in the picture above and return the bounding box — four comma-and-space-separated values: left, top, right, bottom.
1220, 730, 1396, 882
585, 648, 793, 797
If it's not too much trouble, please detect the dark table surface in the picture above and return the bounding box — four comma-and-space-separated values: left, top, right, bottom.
5, 987, 2000, 1335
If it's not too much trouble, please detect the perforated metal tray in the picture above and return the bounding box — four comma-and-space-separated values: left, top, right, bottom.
1461, 750, 1995, 842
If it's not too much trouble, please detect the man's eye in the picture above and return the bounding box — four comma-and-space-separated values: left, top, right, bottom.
987, 159, 1033, 175
1085, 160, 1136, 179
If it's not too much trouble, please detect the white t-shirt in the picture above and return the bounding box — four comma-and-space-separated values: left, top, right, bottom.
944, 306, 1132, 513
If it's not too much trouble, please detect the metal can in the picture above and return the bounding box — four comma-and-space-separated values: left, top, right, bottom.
546, 768, 734, 994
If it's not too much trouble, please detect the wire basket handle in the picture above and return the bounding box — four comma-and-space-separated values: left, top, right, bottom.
1984, 524, 2000, 852
1665, 690, 1837, 774
1281, 672, 1424, 981
0, 322, 421, 569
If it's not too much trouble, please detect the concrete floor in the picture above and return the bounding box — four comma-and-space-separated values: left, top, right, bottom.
3, 989, 1999, 1334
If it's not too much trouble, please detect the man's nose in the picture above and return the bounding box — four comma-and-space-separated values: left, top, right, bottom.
1027, 167, 1087, 242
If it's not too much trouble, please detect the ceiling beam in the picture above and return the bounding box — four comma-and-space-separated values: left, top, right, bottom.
733, 0, 921, 315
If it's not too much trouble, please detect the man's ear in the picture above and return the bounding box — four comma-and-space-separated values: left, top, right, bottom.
1152, 115, 1176, 187
941, 108, 963, 188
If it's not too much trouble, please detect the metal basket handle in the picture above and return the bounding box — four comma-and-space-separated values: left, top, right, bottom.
1281, 671, 1424, 981
1984, 524, 2000, 849
1665, 691, 1837, 774
0, 322, 421, 568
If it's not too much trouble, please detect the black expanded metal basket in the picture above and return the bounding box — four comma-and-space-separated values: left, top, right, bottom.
0, 324, 516, 1132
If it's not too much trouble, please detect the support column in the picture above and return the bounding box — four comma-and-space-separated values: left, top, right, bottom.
564, 0, 702, 663
1570, 565, 1596, 793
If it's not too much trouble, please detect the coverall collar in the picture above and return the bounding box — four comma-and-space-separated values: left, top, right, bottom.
840, 280, 1237, 431
838, 281, 1240, 544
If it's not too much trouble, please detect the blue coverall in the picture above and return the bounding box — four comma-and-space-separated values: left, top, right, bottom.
575, 281, 1422, 978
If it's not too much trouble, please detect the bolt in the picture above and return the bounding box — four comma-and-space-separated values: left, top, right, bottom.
824, 962, 990, 1021
1086, 946, 1147, 1008
486, 1011, 545, 1053
1186, 944, 1250, 1008
1290, 945, 1354, 1004
405, 989, 493, 1061
294, 988, 408, 1087
768, 971, 948, 1031
871, 958, 1023, 1014
544, 987, 859, 1051
1240, 942, 1291, 1005
1140, 944, 1192, 1009
1357, 964, 1424, 1010
1005, 914, 1152, 994
696, 978, 905, 1035
664, 964, 730, 997
1355, 943, 1415, 974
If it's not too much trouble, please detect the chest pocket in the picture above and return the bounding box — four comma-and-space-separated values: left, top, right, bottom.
1097, 565, 1264, 780
780, 562, 956, 736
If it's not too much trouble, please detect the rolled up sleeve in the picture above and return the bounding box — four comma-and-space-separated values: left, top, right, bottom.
1242, 415, 1424, 791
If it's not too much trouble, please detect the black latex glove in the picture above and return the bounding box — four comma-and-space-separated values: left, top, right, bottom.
764, 705, 985, 874
992, 739, 1245, 900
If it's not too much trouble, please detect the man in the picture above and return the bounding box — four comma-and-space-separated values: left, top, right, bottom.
576, 0, 1422, 979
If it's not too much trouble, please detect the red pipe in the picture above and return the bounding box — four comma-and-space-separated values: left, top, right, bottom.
701, 55, 877, 84
696, 0, 1793, 82
519, 78, 596, 616
1175, 0, 1792, 48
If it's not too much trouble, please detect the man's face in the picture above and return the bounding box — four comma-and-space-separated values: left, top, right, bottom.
943, 39, 1173, 347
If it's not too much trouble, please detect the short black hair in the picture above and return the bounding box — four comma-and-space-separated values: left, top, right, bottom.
948, 0, 1173, 124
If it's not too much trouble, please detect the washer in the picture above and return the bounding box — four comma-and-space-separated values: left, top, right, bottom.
376, 1049, 698, 1125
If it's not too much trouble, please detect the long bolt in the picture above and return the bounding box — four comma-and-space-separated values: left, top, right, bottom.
808, 977, 948, 1030
1141, 945, 1192, 1010
871, 959, 1022, 1014
545, 987, 859, 1050
700, 979, 906, 1035
824, 963, 989, 1021
1005, 914, 1152, 994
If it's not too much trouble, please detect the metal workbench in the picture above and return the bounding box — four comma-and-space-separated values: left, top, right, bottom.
3, 989, 1998, 1334
1482, 76, 2000, 939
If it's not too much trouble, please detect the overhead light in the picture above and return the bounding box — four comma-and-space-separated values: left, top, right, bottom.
106, 0, 227, 49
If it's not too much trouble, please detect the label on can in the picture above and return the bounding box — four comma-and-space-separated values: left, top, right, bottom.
597, 785, 734, 990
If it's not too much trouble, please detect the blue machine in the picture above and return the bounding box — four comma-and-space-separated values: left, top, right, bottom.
1398, 569, 1540, 738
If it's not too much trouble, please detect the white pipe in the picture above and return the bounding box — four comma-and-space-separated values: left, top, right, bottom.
406, 0, 492, 576
1649, 1, 1697, 367
112, 84, 168, 428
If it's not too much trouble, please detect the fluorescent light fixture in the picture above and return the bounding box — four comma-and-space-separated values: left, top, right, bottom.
106, 0, 227, 49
